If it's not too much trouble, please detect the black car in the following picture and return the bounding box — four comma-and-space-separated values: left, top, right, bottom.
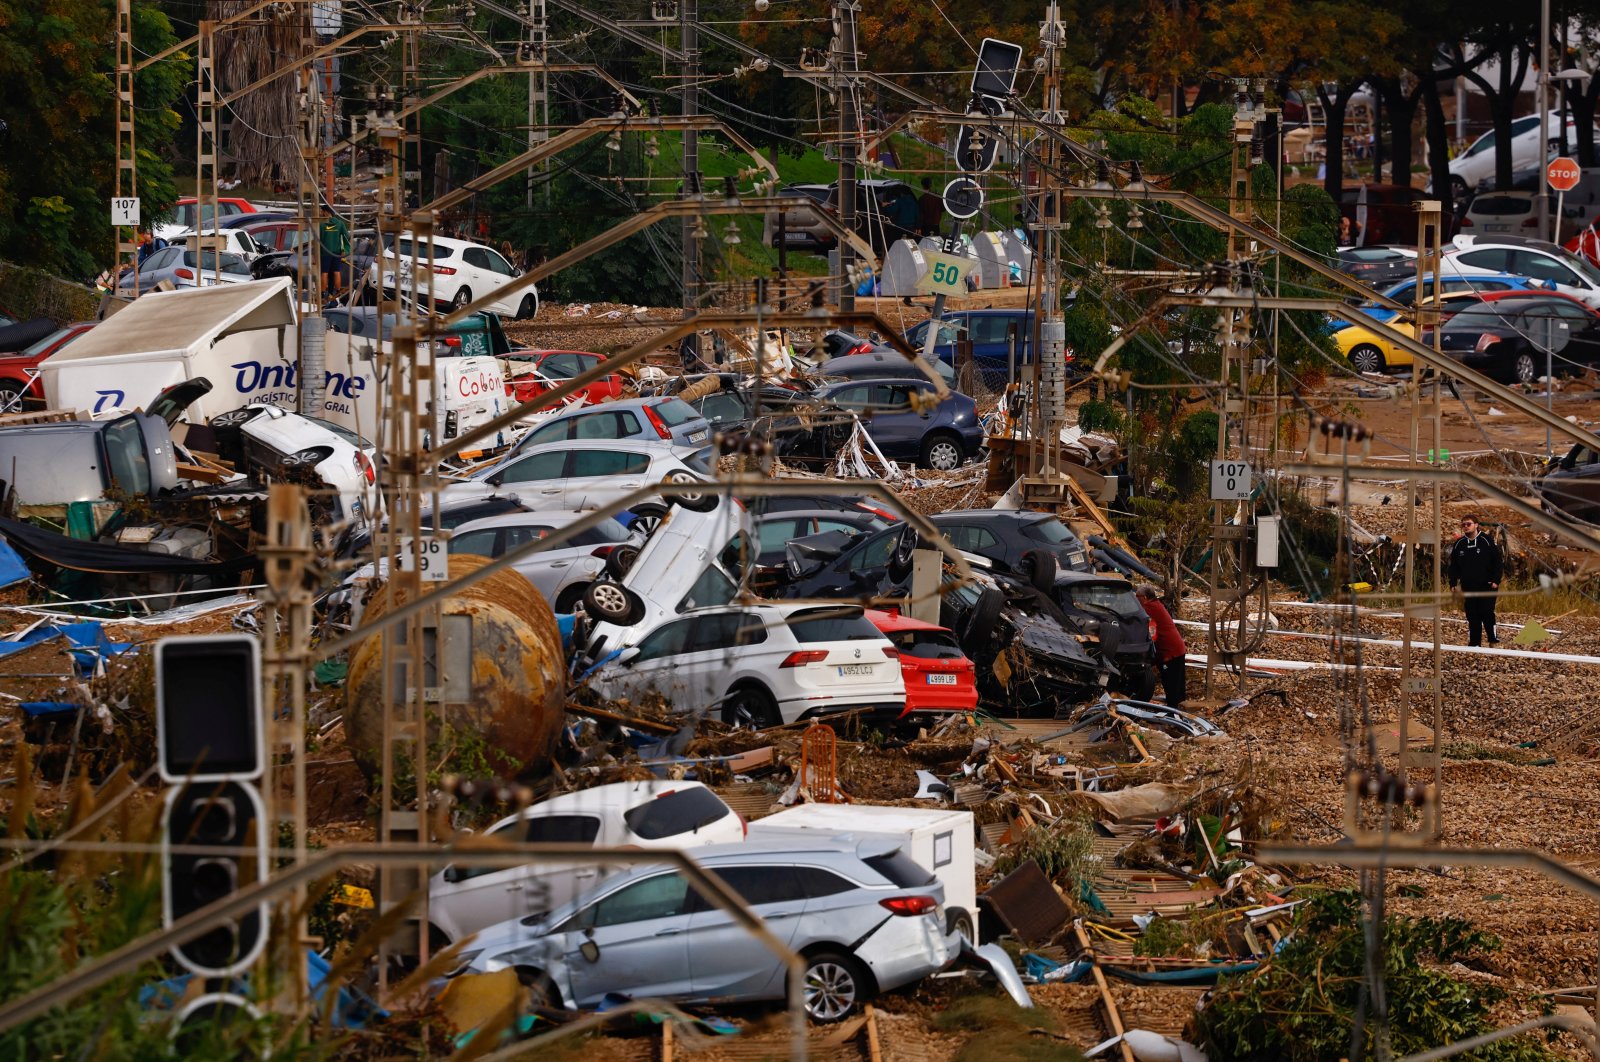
754, 508, 887, 569
930, 510, 1092, 577
741, 492, 903, 523
1044, 572, 1158, 700
779, 524, 918, 600
1537, 443, 1600, 524
788, 378, 985, 472
1439, 294, 1600, 383
939, 580, 1109, 713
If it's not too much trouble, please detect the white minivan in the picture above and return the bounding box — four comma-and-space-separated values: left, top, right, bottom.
428, 780, 744, 947
372, 234, 539, 319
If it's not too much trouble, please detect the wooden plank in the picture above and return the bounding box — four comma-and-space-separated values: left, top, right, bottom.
662, 1015, 673, 1062
1073, 921, 1137, 1062
864, 1004, 883, 1062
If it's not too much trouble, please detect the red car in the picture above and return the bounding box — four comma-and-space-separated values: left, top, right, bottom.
0, 322, 96, 407
502, 349, 624, 406
865, 609, 978, 718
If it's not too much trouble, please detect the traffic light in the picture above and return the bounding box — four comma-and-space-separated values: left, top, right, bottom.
163, 780, 267, 976
154, 635, 267, 978
156, 635, 262, 783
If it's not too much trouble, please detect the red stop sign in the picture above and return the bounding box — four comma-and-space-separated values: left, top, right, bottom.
1548, 156, 1582, 192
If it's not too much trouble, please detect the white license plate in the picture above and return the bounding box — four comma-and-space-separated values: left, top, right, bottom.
1485, 223, 1510, 231
837, 664, 874, 676
926, 673, 957, 685
688, 430, 708, 443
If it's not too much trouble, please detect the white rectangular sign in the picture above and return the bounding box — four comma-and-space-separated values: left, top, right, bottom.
111, 197, 141, 227
399, 535, 447, 582
1209, 460, 1253, 500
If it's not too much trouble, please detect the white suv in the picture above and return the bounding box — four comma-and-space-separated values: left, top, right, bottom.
1446, 113, 1581, 200
372, 234, 538, 319
589, 601, 907, 727
1443, 234, 1600, 309
428, 780, 743, 947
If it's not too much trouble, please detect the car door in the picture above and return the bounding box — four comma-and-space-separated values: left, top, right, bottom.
596, 616, 694, 706
860, 382, 923, 459
501, 522, 589, 599
1555, 302, 1600, 367
1546, 445, 1600, 518
670, 611, 747, 711
488, 449, 568, 501
565, 448, 651, 509
559, 872, 697, 1006
432, 811, 601, 941
461, 246, 495, 295
684, 864, 811, 999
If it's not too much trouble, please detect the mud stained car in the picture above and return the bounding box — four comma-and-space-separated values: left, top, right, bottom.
458, 838, 952, 1023
1044, 572, 1158, 701
939, 580, 1109, 714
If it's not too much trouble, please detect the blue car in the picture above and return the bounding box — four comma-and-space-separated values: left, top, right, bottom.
1331, 273, 1541, 332
792, 378, 985, 471
904, 310, 1048, 388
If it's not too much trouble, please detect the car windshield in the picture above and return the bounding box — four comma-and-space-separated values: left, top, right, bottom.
18, 328, 73, 359
864, 850, 934, 887
677, 564, 736, 612
1021, 517, 1079, 545
300, 415, 371, 449
787, 606, 882, 642
180, 250, 250, 275
1067, 583, 1143, 618
887, 628, 963, 659
684, 446, 715, 475
653, 398, 700, 427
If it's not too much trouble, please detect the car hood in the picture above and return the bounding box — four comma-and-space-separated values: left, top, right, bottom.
1009, 610, 1101, 672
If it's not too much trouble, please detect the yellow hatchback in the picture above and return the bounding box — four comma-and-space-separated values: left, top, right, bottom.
1337, 292, 1484, 374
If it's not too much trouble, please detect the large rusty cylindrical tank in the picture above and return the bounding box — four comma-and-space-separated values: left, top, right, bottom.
345, 555, 566, 783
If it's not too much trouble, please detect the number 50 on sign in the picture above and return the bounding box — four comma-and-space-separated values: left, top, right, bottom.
1210, 460, 1252, 500
921, 252, 968, 296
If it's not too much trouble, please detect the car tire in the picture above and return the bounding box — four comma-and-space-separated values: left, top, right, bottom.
605, 544, 641, 579
513, 967, 562, 1011
517, 293, 538, 320
664, 471, 718, 512
1450, 176, 1469, 203
451, 286, 473, 311
918, 431, 964, 472
949, 908, 977, 945
887, 527, 919, 582
584, 579, 643, 625
958, 588, 1005, 657
1514, 352, 1538, 385
1348, 344, 1386, 375
553, 584, 588, 614
630, 504, 668, 536
1021, 549, 1058, 595
721, 683, 780, 729
800, 951, 871, 1023
0, 379, 26, 412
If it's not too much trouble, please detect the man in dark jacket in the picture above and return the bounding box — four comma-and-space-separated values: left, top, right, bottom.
1447, 515, 1503, 647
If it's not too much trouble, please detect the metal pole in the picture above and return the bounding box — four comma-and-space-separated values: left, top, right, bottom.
835, 0, 859, 313
680, 0, 699, 310
1540, 0, 1552, 239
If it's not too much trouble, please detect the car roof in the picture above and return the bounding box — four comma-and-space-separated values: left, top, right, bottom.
452, 509, 616, 533
1478, 290, 1593, 308
1451, 233, 1564, 252
864, 608, 950, 634
518, 778, 719, 818
820, 376, 934, 390
932, 508, 1053, 524
508, 437, 676, 453
756, 508, 877, 522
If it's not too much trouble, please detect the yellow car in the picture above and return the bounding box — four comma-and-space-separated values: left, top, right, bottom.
1337, 291, 1483, 374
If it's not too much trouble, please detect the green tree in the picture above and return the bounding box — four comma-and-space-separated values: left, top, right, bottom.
0, 0, 183, 280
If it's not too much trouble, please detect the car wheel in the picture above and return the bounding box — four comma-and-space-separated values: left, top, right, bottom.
958, 588, 1006, 657
553, 583, 588, 614
664, 471, 718, 512
630, 504, 668, 536
721, 683, 780, 728
1021, 549, 1058, 594
887, 526, 919, 581
1514, 352, 1538, 385
513, 967, 562, 1011
0, 379, 26, 412
801, 951, 869, 1023
517, 293, 538, 320
1349, 344, 1387, 375
1450, 176, 1469, 203
584, 579, 643, 625
918, 432, 964, 472
949, 909, 977, 945
451, 286, 473, 311
605, 544, 640, 579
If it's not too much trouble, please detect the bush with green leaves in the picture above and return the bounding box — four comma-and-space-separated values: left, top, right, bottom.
1197, 887, 1561, 1061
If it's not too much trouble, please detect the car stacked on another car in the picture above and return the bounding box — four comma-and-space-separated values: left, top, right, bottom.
1443, 234, 1600, 309
929, 509, 1092, 576
446, 509, 642, 614
501, 349, 625, 406
788, 378, 984, 472
512, 395, 711, 454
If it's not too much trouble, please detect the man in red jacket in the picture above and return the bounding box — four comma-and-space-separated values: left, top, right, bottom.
1136, 585, 1188, 706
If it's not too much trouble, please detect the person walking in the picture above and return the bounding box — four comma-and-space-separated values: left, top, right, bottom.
1448, 515, 1503, 647
1136, 585, 1187, 706
318, 211, 351, 301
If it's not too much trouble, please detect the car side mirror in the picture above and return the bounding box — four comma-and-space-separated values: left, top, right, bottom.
442, 865, 462, 883
580, 932, 601, 963
615, 646, 640, 667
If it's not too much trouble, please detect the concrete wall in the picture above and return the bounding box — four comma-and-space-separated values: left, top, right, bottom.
0, 261, 101, 325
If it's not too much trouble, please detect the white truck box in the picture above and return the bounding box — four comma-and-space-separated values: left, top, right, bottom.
749, 804, 976, 916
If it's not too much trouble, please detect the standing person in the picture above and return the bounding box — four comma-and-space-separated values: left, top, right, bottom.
318, 211, 351, 301
1448, 516, 1503, 647
1136, 585, 1187, 706
919, 177, 943, 238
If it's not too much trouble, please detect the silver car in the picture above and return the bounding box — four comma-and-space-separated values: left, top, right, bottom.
458, 838, 953, 1022
511, 396, 712, 454
446, 509, 640, 613
118, 247, 252, 294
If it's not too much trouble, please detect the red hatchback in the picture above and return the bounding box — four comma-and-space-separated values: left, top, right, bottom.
502, 349, 624, 406
0, 322, 96, 408
865, 609, 978, 718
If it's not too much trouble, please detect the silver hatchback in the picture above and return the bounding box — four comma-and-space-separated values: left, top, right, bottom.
458, 837, 953, 1022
